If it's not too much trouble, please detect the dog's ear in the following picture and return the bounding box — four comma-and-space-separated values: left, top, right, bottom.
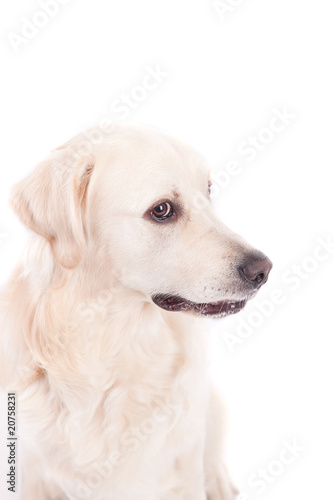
10, 145, 95, 269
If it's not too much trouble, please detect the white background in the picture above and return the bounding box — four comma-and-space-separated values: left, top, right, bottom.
0, 1, 332, 499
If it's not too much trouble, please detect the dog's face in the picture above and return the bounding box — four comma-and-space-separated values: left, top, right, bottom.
89, 126, 272, 318
11, 125, 272, 318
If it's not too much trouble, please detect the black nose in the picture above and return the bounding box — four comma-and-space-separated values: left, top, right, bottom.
239, 254, 272, 289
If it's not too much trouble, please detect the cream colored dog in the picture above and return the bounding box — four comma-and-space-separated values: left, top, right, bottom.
0, 125, 272, 500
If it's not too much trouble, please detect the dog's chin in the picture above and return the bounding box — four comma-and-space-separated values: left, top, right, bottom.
152, 294, 247, 318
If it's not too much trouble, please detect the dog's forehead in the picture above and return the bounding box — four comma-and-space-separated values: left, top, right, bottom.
96, 130, 210, 198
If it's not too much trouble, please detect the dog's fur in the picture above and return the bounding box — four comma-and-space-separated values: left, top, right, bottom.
0, 125, 270, 499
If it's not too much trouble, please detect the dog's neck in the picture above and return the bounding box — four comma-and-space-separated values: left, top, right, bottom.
10, 237, 209, 411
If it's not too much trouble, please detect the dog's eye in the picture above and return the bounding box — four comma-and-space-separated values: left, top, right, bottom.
151, 202, 174, 221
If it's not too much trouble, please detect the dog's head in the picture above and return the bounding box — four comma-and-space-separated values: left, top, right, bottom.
11, 124, 272, 318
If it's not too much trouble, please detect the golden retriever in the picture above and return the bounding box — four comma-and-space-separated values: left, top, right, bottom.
0, 124, 272, 499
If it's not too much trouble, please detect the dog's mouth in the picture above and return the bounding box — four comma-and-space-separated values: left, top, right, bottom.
152, 294, 247, 318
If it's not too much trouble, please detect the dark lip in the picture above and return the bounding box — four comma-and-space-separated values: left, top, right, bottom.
152, 294, 247, 318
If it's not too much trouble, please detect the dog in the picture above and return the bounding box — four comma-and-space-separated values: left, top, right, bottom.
0, 124, 272, 499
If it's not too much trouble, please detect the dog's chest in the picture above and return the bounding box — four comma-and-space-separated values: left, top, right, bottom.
70, 326, 211, 497
71, 316, 210, 464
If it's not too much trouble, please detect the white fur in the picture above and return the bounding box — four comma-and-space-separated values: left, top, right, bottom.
0, 124, 264, 499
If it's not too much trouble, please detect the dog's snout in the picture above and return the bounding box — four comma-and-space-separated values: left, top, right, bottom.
239, 254, 272, 288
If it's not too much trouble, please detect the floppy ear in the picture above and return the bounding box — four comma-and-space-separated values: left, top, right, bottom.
10, 145, 95, 269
